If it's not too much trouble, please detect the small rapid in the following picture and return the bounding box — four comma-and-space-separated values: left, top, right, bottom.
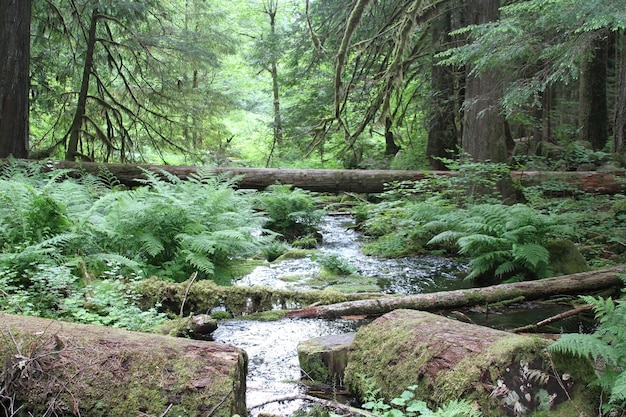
213, 214, 468, 416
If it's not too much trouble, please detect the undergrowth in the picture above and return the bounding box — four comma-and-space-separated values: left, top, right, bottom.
549, 277, 626, 414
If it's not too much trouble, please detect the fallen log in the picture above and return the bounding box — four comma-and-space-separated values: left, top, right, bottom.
0, 313, 247, 417
9, 159, 626, 194
285, 266, 626, 319
344, 310, 599, 416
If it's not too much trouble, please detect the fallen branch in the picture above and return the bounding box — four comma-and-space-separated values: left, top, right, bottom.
285, 266, 626, 319
513, 304, 593, 333
249, 393, 377, 417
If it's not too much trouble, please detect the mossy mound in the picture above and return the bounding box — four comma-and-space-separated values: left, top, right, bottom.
546, 239, 589, 276
344, 309, 599, 417
0, 313, 247, 417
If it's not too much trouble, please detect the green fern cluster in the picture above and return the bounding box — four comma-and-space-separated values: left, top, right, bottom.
549, 290, 626, 412
255, 184, 325, 242
427, 204, 571, 282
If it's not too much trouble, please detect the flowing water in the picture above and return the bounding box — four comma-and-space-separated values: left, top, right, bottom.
212, 214, 470, 416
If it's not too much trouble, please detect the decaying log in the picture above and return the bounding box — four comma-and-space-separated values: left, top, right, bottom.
0, 313, 247, 417
11, 159, 626, 194
285, 266, 626, 319
345, 309, 599, 417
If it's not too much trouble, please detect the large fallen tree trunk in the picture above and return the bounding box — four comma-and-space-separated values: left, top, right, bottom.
345, 309, 599, 417
12, 159, 626, 194
285, 266, 626, 319
0, 313, 247, 417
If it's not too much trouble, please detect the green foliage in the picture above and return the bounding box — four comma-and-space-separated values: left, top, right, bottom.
427, 204, 570, 282
0, 263, 167, 331
313, 253, 356, 276
549, 283, 626, 413
255, 184, 325, 241
0, 161, 274, 329
358, 375, 481, 417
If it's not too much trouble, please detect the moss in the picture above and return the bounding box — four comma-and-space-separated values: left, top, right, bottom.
545, 239, 589, 276
275, 249, 315, 261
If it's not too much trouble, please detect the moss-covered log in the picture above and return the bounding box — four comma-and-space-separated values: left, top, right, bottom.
285, 265, 626, 319
136, 276, 389, 317
17, 159, 626, 194
0, 313, 247, 417
345, 310, 598, 417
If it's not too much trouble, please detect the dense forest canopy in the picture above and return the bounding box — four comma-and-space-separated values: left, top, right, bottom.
0, 0, 625, 169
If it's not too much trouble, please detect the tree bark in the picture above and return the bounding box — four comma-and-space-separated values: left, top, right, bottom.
285, 265, 626, 319
426, 8, 458, 169
30, 160, 626, 195
614, 30, 626, 153
66, 5, 99, 161
462, 0, 508, 164
579, 31, 609, 150
0, 313, 247, 417
345, 310, 598, 416
0, 0, 31, 159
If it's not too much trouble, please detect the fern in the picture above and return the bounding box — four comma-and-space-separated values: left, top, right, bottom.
549, 292, 626, 411
426, 204, 564, 282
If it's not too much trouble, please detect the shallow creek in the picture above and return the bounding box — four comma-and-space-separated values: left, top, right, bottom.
212, 214, 470, 416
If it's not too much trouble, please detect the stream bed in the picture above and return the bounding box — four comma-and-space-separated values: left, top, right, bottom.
213, 214, 470, 416
212, 214, 587, 416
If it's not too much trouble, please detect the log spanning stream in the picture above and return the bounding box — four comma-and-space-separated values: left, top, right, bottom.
213, 215, 470, 416
211, 215, 594, 416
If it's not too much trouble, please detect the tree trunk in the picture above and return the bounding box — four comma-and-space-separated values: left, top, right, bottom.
579, 31, 609, 150
614, 30, 626, 153
66, 5, 99, 161
462, 0, 507, 163
31, 160, 626, 195
0, 0, 30, 159
426, 9, 458, 169
0, 313, 247, 417
345, 310, 598, 416
285, 265, 626, 319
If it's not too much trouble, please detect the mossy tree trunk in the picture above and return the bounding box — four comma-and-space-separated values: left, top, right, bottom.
345, 310, 599, 417
0, 313, 247, 417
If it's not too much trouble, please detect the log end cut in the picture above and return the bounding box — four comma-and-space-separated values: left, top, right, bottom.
344, 309, 599, 417
0, 313, 247, 417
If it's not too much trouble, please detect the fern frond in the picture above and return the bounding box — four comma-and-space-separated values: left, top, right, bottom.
138, 233, 166, 257
512, 243, 550, 268
609, 371, 626, 404
427, 230, 465, 246
181, 250, 215, 275
549, 333, 620, 366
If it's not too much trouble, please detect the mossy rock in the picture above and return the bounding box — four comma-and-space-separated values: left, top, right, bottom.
344, 309, 598, 417
546, 239, 589, 276
0, 313, 247, 417
297, 332, 355, 389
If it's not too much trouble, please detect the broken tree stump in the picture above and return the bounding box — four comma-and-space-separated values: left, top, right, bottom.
0, 313, 247, 417
297, 332, 356, 390
345, 310, 598, 417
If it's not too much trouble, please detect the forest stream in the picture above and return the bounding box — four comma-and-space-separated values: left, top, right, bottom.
211, 215, 584, 416
212, 215, 468, 416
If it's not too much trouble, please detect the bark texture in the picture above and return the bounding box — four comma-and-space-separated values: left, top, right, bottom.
0, 0, 30, 159
0, 313, 247, 417
285, 266, 626, 319
19, 160, 626, 195
345, 310, 598, 417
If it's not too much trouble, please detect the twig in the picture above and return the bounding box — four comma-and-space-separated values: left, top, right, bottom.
512, 305, 593, 333
249, 393, 378, 417
179, 271, 198, 318
205, 388, 233, 417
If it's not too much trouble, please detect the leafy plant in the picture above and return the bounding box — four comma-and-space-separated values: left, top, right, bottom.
358, 374, 481, 417
255, 184, 325, 241
549, 286, 626, 413
427, 204, 571, 282
313, 252, 356, 276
